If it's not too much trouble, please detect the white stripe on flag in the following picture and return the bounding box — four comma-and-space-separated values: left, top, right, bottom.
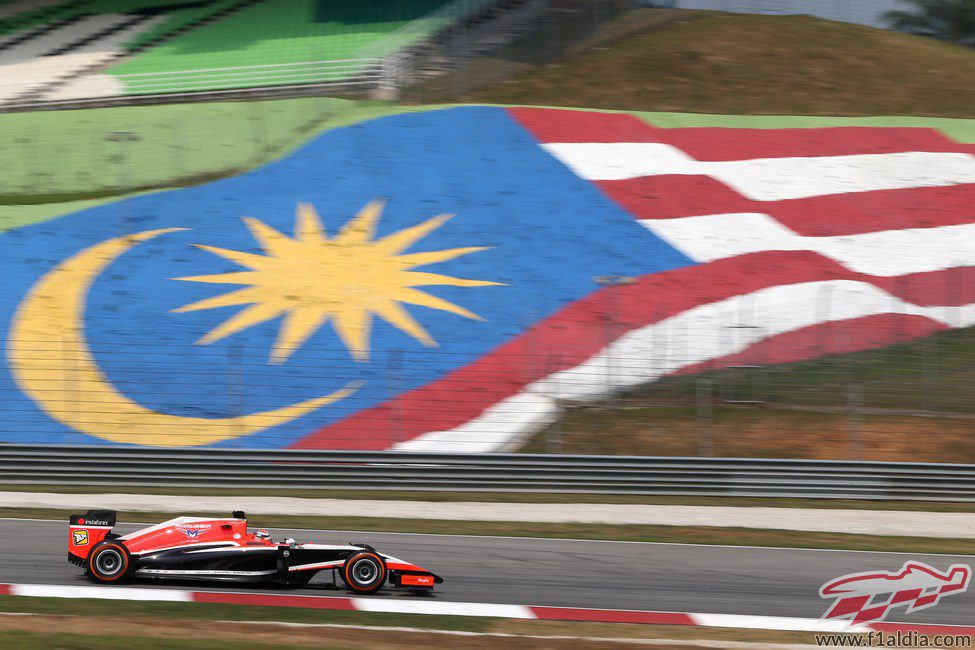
640, 213, 975, 276
392, 392, 559, 453
542, 142, 975, 200
401, 278, 975, 450
533, 279, 975, 401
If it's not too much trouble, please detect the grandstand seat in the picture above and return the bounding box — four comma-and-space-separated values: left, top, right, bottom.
0, 0, 497, 104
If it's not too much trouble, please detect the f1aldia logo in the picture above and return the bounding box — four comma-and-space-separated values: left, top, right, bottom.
820, 561, 971, 624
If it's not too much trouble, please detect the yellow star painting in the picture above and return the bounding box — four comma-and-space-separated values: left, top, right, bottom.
172, 200, 502, 362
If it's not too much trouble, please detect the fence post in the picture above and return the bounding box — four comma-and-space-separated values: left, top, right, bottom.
387, 348, 404, 447
696, 377, 713, 457
922, 329, 936, 413
64, 335, 77, 445
103, 131, 140, 236
816, 282, 833, 355
228, 342, 244, 447
375, 54, 401, 100
848, 382, 863, 460
605, 289, 615, 404
545, 354, 563, 454
247, 101, 268, 165
593, 276, 636, 407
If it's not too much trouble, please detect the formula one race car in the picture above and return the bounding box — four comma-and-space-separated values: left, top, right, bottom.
68, 510, 443, 594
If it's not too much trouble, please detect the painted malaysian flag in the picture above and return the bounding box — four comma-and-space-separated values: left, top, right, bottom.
2, 106, 973, 450
299, 108, 975, 451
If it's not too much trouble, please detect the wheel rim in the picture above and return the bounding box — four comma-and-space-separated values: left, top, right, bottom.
95, 549, 123, 576
352, 558, 379, 585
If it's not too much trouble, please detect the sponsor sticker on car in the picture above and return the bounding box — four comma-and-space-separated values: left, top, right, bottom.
72, 530, 89, 546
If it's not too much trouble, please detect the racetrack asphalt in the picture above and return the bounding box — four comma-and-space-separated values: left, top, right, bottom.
1, 519, 973, 625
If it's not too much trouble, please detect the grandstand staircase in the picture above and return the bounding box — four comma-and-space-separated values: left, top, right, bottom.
47, 14, 154, 56
377, 0, 547, 94
124, 0, 261, 56
0, 0, 86, 39
10, 0, 263, 105
401, 0, 642, 101
0, 13, 163, 104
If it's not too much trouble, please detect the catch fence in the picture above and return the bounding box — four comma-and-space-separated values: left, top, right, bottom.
4, 286, 974, 462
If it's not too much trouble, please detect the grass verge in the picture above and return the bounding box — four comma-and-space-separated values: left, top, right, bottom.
4, 97, 972, 231
0, 97, 411, 212
0, 601, 874, 648
2, 507, 973, 554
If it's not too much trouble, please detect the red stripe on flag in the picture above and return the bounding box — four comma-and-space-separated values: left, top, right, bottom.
509, 107, 659, 143
599, 174, 975, 236
192, 592, 355, 610
509, 108, 975, 236
510, 107, 964, 157
880, 266, 975, 307
531, 606, 695, 625
644, 126, 963, 160
293, 250, 965, 449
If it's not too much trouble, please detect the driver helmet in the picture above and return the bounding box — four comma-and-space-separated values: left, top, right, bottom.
253, 529, 271, 541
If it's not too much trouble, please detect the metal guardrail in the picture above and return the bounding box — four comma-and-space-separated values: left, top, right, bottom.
2, 445, 975, 500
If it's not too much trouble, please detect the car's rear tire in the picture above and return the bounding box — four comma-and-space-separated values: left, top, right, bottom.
87, 541, 131, 584
341, 551, 386, 594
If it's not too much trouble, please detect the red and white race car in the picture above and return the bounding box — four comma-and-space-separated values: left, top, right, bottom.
68, 509, 442, 594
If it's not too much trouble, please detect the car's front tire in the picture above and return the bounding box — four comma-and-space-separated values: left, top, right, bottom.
341, 551, 386, 594
87, 541, 131, 584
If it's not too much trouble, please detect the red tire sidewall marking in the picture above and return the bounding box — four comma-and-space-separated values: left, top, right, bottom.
343, 552, 386, 593
89, 543, 129, 583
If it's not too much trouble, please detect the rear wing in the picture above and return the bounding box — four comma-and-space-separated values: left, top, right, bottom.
68, 510, 117, 566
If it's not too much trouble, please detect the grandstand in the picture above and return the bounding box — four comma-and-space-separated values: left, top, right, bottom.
0, 0, 523, 105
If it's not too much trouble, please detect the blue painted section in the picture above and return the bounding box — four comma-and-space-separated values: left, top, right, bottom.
0, 106, 693, 447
